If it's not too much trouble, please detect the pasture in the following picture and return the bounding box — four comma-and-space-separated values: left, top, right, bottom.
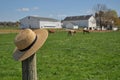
0, 30, 120, 80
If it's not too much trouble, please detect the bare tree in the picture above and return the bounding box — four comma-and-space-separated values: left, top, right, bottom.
93, 4, 108, 13
93, 4, 119, 30
93, 4, 108, 30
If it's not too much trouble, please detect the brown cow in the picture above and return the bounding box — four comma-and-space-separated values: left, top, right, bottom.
68, 30, 76, 36
48, 29, 55, 33
83, 30, 90, 34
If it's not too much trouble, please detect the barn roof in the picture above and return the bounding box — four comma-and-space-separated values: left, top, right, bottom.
23, 16, 59, 22
64, 15, 92, 21
70, 22, 78, 26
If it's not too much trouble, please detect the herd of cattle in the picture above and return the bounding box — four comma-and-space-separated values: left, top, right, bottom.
48, 29, 90, 35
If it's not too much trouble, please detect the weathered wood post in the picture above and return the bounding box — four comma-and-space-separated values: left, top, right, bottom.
13, 29, 48, 80
22, 54, 37, 80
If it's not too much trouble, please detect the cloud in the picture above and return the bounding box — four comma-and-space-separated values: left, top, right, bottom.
17, 7, 39, 12
32, 7, 39, 10
17, 8, 30, 12
48, 14, 54, 17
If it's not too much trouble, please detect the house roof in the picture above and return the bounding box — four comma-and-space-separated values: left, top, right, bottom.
64, 15, 92, 21
22, 16, 59, 22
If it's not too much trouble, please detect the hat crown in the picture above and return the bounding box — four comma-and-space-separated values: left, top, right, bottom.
14, 29, 36, 50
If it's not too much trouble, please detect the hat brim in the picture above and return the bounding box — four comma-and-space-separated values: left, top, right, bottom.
13, 29, 48, 61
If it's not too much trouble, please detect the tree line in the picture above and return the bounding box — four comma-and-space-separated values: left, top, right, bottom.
0, 21, 20, 28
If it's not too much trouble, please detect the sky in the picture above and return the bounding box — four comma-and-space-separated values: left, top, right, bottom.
0, 0, 119, 22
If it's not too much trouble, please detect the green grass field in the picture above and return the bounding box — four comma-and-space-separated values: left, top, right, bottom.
0, 31, 120, 80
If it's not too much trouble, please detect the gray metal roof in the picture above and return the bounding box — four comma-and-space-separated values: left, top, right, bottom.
64, 15, 92, 21
27, 16, 59, 22
70, 22, 78, 26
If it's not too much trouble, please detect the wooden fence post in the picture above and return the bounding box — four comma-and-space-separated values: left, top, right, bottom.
22, 53, 37, 80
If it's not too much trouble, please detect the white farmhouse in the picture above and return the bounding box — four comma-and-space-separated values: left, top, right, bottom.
20, 16, 61, 29
63, 15, 96, 30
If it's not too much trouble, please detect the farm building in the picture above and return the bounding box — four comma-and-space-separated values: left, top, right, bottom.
62, 15, 96, 30
20, 16, 61, 29
66, 22, 78, 29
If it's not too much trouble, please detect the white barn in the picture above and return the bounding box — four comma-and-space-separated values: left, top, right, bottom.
66, 22, 78, 29
63, 15, 96, 30
20, 16, 61, 29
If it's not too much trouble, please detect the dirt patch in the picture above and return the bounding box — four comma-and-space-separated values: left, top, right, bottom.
0, 29, 20, 34
0, 29, 113, 34
89, 30, 112, 32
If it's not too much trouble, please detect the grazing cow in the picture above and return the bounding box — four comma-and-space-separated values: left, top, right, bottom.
48, 29, 55, 33
83, 30, 90, 34
68, 30, 76, 36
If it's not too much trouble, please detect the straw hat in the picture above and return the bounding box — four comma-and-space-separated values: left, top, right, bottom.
13, 29, 48, 61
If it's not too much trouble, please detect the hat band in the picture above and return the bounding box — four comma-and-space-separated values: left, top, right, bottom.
19, 35, 37, 52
